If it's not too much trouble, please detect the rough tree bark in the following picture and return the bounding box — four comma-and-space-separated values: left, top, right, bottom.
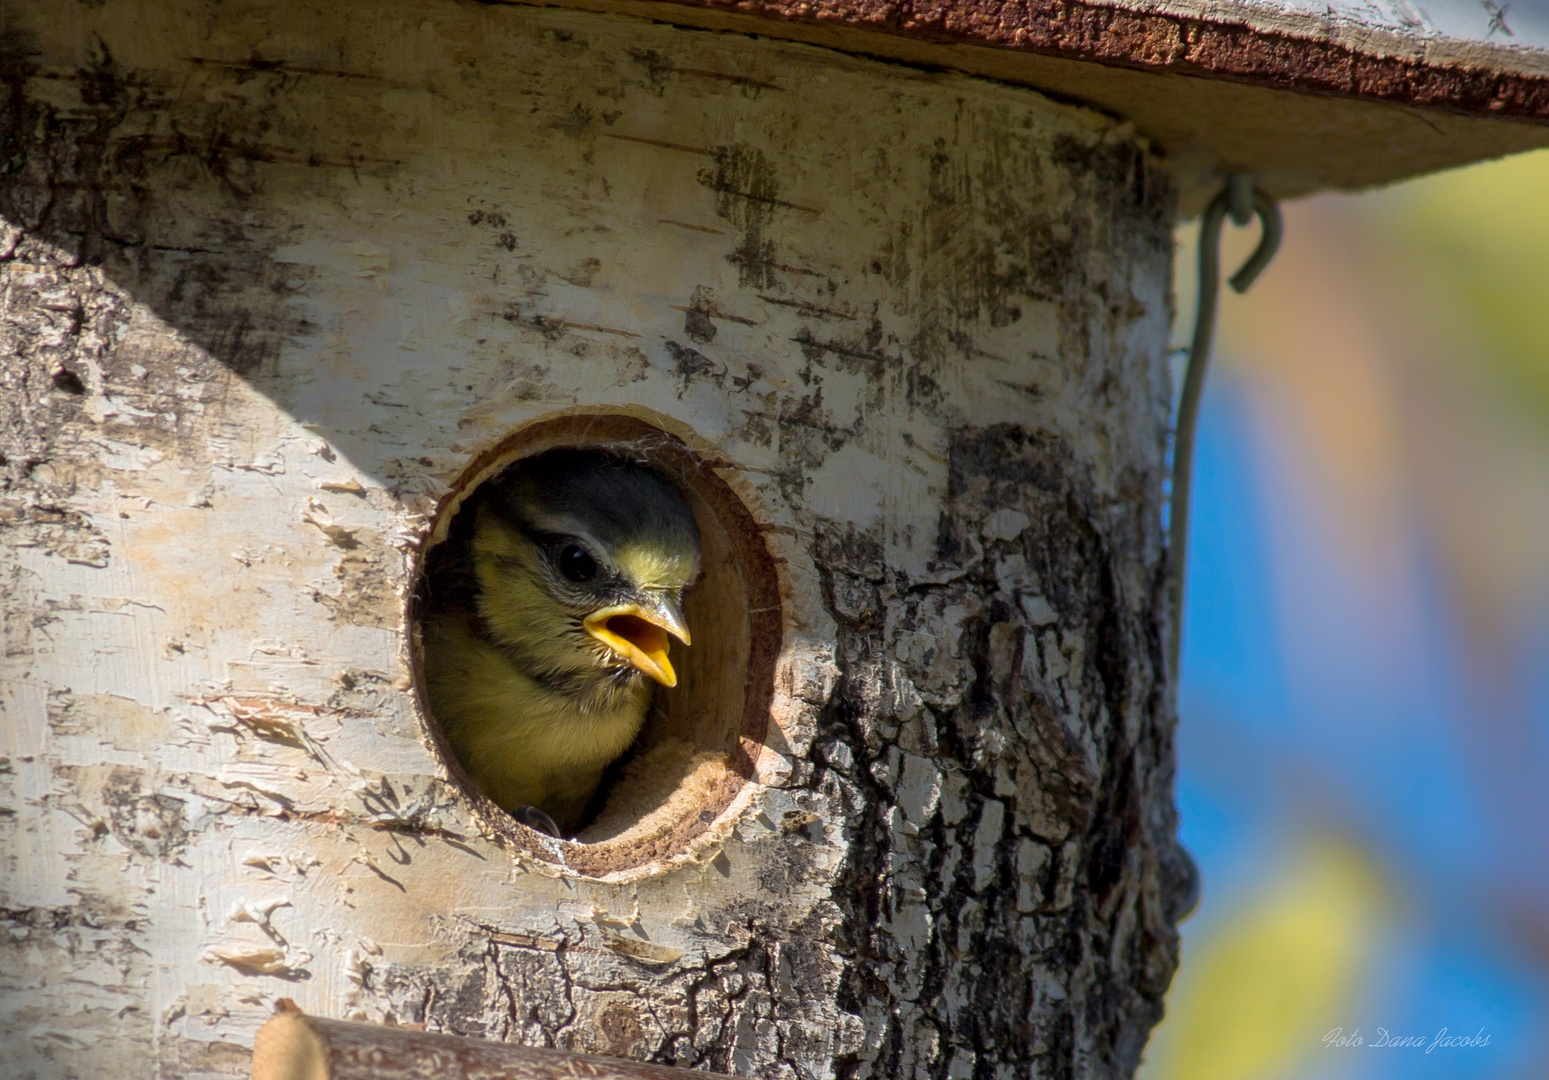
0, 2, 1190, 1079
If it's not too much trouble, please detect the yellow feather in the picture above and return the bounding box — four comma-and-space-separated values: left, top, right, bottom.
421, 448, 703, 837
423, 612, 647, 830
421, 510, 661, 834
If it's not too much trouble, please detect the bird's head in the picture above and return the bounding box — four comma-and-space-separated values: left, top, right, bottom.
470, 449, 702, 691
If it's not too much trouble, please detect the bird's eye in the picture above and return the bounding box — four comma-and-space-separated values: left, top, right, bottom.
558, 544, 598, 583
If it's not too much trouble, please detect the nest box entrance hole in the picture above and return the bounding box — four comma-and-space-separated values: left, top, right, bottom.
410, 411, 781, 875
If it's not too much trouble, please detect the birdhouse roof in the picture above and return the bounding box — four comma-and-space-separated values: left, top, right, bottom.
576, 0, 1549, 208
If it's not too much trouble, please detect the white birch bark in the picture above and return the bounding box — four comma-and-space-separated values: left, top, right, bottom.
0, 3, 1188, 1078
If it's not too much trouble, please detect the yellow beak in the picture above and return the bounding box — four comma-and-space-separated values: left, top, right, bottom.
583, 596, 691, 688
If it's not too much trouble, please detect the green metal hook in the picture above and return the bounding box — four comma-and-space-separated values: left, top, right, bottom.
1168, 178, 1284, 687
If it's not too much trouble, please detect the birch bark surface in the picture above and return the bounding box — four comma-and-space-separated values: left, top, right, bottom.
0, 4, 1189, 1078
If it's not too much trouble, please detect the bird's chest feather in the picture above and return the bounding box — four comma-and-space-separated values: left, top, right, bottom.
423, 614, 649, 780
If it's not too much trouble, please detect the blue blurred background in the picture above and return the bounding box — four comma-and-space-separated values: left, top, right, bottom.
1139, 149, 1549, 1079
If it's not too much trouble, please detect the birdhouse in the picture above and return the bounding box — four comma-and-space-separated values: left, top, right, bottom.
1, 2, 1544, 1078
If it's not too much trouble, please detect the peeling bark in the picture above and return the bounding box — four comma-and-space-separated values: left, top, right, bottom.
0, 3, 1187, 1079
251, 1004, 741, 1079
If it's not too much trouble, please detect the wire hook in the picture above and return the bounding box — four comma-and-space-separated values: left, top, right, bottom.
1168, 176, 1284, 686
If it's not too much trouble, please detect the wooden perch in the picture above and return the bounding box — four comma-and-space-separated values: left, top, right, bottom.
251, 1002, 737, 1080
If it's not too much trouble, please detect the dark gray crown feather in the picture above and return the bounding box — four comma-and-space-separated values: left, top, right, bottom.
484, 448, 700, 563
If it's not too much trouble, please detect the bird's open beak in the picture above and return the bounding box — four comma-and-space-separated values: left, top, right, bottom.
583, 596, 692, 688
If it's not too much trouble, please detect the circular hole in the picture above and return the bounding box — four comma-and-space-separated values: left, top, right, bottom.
410, 410, 782, 877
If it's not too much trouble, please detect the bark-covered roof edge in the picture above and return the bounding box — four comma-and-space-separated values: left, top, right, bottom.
542, 0, 1549, 123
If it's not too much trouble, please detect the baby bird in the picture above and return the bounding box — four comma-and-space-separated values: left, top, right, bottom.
421, 449, 701, 837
